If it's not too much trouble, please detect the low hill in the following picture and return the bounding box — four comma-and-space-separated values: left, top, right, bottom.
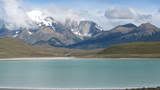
1, 38, 160, 58
98, 42, 160, 58
0, 38, 98, 58
0, 38, 63, 58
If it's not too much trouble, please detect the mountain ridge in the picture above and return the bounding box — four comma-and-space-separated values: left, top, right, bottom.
68, 23, 160, 49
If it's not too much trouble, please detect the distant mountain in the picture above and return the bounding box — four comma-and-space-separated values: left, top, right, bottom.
73, 21, 103, 38
68, 23, 160, 49
15, 19, 103, 47
0, 23, 22, 38
0, 16, 82, 47
17, 25, 81, 47
1, 13, 160, 49
65, 20, 103, 39
0, 12, 104, 47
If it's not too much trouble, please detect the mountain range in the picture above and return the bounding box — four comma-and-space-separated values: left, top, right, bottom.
0, 14, 160, 49
69, 23, 160, 49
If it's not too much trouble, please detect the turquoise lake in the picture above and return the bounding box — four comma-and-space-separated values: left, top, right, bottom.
0, 58, 160, 88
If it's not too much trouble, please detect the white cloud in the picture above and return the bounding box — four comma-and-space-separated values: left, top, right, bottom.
35, 6, 83, 23
151, 10, 160, 27
0, 0, 34, 30
104, 7, 155, 28
27, 10, 46, 23
0, 0, 159, 31
105, 7, 137, 19
135, 14, 152, 23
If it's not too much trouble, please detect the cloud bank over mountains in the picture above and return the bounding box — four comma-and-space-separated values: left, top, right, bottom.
0, 0, 159, 30
104, 7, 155, 27
0, 0, 33, 29
105, 8, 136, 19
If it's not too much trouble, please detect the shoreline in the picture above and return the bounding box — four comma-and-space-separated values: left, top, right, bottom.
0, 87, 143, 90
0, 57, 77, 61
0, 57, 160, 61
0, 86, 158, 90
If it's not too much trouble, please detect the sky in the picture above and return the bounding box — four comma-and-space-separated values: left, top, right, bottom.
0, 0, 160, 30
25, 0, 159, 8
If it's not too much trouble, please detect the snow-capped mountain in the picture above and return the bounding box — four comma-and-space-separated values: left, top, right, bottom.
65, 20, 103, 39
27, 10, 56, 28
77, 21, 103, 37
26, 10, 103, 38
0, 10, 104, 47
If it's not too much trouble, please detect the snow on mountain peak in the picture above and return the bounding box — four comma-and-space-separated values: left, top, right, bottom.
27, 10, 56, 27
27, 10, 44, 22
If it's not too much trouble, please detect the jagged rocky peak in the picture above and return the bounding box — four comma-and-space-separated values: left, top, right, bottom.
43, 17, 56, 26
76, 20, 103, 37
36, 17, 57, 31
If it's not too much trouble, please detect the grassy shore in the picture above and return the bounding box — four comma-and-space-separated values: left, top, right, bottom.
1, 38, 160, 58
0, 38, 99, 58
97, 42, 160, 58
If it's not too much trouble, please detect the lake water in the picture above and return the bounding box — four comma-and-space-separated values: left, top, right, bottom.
0, 58, 160, 89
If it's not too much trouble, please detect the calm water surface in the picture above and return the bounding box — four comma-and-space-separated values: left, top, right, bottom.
0, 58, 160, 88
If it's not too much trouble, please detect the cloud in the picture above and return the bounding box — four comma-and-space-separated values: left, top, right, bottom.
135, 14, 152, 23
150, 9, 160, 27
0, 0, 158, 31
0, 0, 34, 30
158, 9, 160, 13
104, 7, 154, 28
0, 0, 85, 29
33, 5, 83, 23
105, 7, 137, 19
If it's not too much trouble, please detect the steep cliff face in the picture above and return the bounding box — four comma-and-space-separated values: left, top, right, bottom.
77, 21, 103, 37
